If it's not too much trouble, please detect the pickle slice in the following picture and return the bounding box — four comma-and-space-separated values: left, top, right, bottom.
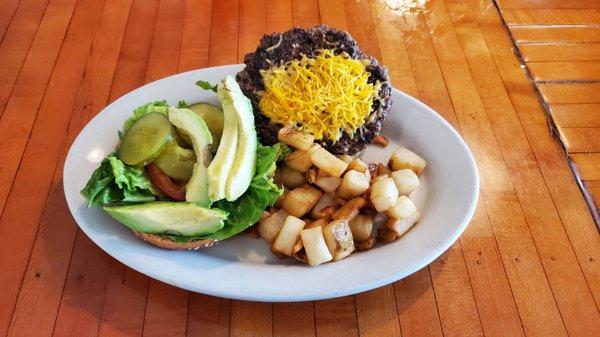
188, 103, 224, 145
152, 143, 197, 180
119, 112, 172, 167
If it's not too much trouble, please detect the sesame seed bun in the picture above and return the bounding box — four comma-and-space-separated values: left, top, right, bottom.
132, 231, 217, 250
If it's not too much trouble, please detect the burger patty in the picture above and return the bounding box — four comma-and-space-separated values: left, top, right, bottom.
236, 25, 392, 155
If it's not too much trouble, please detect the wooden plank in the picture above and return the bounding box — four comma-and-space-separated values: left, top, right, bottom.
550, 104, 600, 128
528, 61, 600, 82
587, 180, 600, 209
424, 1, 570, 336
0, 0, 77, 215
355, 287, 402, 337
317, 0, 348, 30
367, 0, 418, 97
143, 282, 188, 337
187, 294, 230, 337
266, 0, 292, 33
231, 301, 272, 337
512, 26, 600, 43
178, 0, 212, 72
343, 0, 381, 61
292, 0, 319, 27
0, 0, 21, 41
239, 0, 265, 61
448, 2, 600, 335
208, 0, 238, 66
0, 0, 49, 118
6, 1, 134, 337
572, 153, 600, 180
559, 127, 600, 153
314, 297, 359, 337
519, 43, 600, 62
538, 83, 600, 104
497, 0, 600, 9
394, 270, 444, 337
273, 302, 315, 337
470, 0, 600, 310
502, 9, 600, 25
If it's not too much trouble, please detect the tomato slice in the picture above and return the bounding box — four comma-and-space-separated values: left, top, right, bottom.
147, 163, 186, 201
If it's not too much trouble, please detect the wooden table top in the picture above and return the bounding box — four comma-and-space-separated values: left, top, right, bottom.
1, 0, 599, 336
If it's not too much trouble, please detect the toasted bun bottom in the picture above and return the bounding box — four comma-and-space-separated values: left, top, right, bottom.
133, 231, 218, 250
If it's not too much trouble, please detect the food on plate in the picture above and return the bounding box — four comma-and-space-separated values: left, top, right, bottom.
81, 25, 428, 266
236, 25, 392, 155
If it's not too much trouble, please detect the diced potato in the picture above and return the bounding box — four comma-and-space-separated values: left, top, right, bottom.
259, 211, 270, 221
391, 169, 420, 195
356, 237, 376, 251
282, 185, 323, 218
272, 215, 306, 256
377, 163, 391, 176
281, 165, 307, 189
323, 220, 355, 261
274, 189, 288, 208
349, 214, 374, 242
386, 212, 420, 237
332, 197, 366, 222
273, 166, 282, 185
363, 167, 371, 182
373, 134, 389, 146
369, 177, 399, 212
389, 146, 427, 174
285, 150, 313, 172
311, 192, 336, 219
315, 176, 342, 192
278, 126, 314, 151
300, 226, 333, 266
337, 170, 370, 200
305, 168, 317, 183
292, 249, 308, 263
308, 144, 348, 177
385, 195, 418, 219
378, 227, 398, 243
270, 246, 288, 259
347, 158, 368, 173
338, 154, 354, 164
306, 217, 329, 229
293, 238, 304, 253
258, 209, 290, 243
334, 196, 347, 205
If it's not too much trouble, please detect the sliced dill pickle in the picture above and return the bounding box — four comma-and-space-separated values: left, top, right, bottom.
119, 112, 172, 167
188, 103, 224, 146
152, 143, 197, 180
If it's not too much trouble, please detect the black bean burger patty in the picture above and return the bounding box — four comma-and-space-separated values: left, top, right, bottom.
236, 25, 392, 155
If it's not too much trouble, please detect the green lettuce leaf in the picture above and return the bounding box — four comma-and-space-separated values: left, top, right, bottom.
123, 100, 170, 131
81, 155, 157, 207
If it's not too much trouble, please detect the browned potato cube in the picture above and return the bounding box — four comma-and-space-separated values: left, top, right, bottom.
285, 150, 313, 172
282, 185, 323, 218
338, 154, 354, 164
332, 197, 366, 222
385, 195, 418, 219
323, 220, 355, 261
356, 237, 376, 251
308, 144, 348, 177
258, 209, 290, 243
391, 169, 420, 195
315, 176, 342, 192
300, 226, 333, 266
278, 126, 314, 150
337, 170, 370, 200
272, 215, 306, 256
281, 165, 307, 189
310, 192, 336, 219
349, 214, 374, 242
389, 146, 427, 174
385, 212, 420, 237
347, 157, 368, 173
370, 177, 399, 212
274, 189, 288, 208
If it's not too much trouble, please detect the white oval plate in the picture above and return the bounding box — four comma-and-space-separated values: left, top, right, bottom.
64, 64, 478, 302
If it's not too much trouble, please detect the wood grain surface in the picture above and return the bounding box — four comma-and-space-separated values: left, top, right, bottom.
0, 0, 599, 336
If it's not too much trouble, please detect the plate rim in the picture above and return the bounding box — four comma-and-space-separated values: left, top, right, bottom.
64, 64, 479, 302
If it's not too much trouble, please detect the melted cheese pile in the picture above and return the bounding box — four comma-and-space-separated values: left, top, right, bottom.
259, 49, 379, 141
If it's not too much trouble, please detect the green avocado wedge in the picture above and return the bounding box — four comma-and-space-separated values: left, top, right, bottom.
104, 202, 226, 236
221, 75, 258, 202
167, 107, 212, 206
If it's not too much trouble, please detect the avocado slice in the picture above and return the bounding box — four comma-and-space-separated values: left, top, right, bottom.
220, 76, 257, 201
167, 107, 212, 206
207, 79, 239, 201
103, 202, 226, 236
188, 102, 224, 146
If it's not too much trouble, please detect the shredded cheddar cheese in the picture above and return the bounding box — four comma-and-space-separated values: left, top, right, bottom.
259, 49, 380, 141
